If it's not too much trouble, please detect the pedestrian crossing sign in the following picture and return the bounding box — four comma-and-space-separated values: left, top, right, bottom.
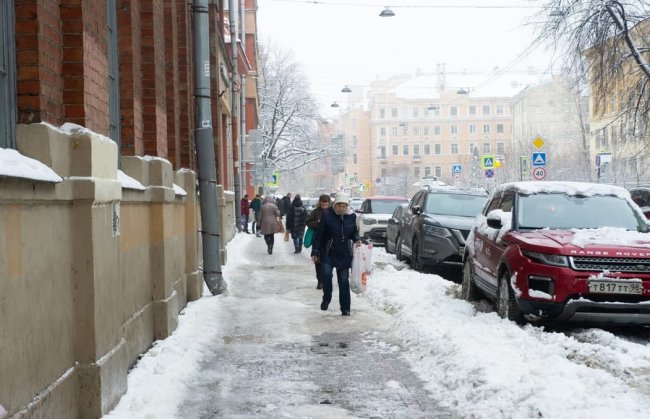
481, 155, 495, 170
452, 164, 462, 174
532, 152, 547, 167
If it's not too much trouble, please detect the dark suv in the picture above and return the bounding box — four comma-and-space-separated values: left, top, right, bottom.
398, 186, 487, 273
462, 181, 650, 325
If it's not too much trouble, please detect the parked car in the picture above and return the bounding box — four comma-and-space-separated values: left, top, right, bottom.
349, 197, 364, 212
302, 197, 320, 215
462, 181, 650, 326
398, 186, 487, 273
386, 203, 408, 254
629, 186, 650, 219
357, 196, 409, 246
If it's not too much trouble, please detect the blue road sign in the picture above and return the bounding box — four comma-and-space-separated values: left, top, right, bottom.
485, 169, 494, 178
452, 164, 462, 174
532, 152, 547, 167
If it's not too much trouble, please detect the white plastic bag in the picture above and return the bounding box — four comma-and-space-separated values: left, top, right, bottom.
350, 243, 373, 294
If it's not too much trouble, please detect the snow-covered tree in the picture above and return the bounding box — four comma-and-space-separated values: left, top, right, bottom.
258, 44, 345, 173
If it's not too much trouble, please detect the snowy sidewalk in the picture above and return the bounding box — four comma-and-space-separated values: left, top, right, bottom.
105, 233, 448, 418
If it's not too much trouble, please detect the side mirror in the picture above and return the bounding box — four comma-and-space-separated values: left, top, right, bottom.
486, 210, 503, 230
412, 205, 422, 215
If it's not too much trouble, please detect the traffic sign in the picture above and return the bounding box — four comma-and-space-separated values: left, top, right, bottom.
481, 155, 495, 170
452, 164, 462, 174
485, 169, 494, 178
532, 152, 547, 167
532, 136, 545, 149
532, 167, 546, 180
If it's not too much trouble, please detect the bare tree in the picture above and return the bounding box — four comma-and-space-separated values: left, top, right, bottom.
257, 44, 345, 174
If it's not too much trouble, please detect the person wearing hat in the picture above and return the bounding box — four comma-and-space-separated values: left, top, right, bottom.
310, 193, 362, 316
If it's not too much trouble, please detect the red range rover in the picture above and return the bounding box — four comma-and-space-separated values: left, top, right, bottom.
462, 181, 650, 325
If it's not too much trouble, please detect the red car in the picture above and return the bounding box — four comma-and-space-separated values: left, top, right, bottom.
462, 181, 650, 325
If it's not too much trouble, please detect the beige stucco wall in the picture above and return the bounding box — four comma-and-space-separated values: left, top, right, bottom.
0, 123, 227, 418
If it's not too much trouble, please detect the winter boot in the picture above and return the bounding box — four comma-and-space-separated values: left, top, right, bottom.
268, 245, 273, 255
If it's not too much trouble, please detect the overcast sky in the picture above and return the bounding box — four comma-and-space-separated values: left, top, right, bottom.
256, 0, 557, 116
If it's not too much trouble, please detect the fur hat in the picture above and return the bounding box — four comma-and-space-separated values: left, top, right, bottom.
333, 194, 350, 206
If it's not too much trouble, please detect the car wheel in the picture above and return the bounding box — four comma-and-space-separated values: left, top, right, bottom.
496, 270, 526, 325
396, 236, 405, 261
410, 239, 421, 272
461, 259, 479, 301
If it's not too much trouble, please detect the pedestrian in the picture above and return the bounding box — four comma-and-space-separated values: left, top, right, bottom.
259, 195, 282, 254
306, 194, 331, 289
286, 194, 307, 253
240, 194, 251, 233
282, 193, 292, 224
275, 195, 284, 219
310, 194, 362, 316
250, 194, 263, 237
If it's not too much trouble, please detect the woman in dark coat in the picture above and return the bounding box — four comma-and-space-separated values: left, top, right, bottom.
286, 195, 307, 253
310, 194, 361, 316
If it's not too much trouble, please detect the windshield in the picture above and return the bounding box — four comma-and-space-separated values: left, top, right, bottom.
368, 199, 408, 214
425, 193, 487, 217
517, 193, 648, 232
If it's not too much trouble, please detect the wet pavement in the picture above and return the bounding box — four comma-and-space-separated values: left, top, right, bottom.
178, 236, 451, 418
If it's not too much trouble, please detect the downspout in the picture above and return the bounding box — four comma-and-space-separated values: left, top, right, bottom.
192, 0, 227, 295
230, 0, 242, 231
239, 0, 247, 198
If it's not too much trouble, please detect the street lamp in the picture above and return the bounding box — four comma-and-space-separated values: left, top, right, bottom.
427, 104, 439, 111
341, 85, 352, 93
331, 101, 340, 108
549, 9, 565, 18
379, 7, 395, 17
457, 87, 470, 95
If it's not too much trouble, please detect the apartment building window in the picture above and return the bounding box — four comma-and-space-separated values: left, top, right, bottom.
402, 126, 408, 135
403, 144, 409, 155
434, 144, 441, 155
469, 124, 476, 134
424, 144, 431, 155
496, 105, 504, 115
451, 125, 458, 135
496, 124, 504, 133
392, 127, 398, 136
425, 166, 431, 177
353, 154, 357, 164
380, 145, 386, 159
380, 108, 386, 119
469, 105, 476, 115
451, 143, 458, 154
413, 144, 420, 155
414, 167, 420, 178
380, 127, 386, 136
108, 0, 121, 148
469, 143, 476, 153
435, 166, 441, 177
450, 106, 458, 116
391, 108, 398, 118
427, 107, 440, 117
352, 135, 357, 147
413, 126, 419, 136
496, 142, 505, 155
482, 105, 490, 115
434, 126, 441, 135
392, 145, 399, 155
423, 126, 429, 136
0, 0, 17, 149
413, 107, 419, 118
483, 142, 490, 153
381, 168, 387, 177
352, 119, 357, 129
483, 124, 490, 134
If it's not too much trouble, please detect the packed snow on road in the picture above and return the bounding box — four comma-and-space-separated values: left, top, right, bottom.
105, 234, 650, 418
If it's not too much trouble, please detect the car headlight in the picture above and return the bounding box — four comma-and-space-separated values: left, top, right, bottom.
522, 250, 568, 267
363, 218, 378, 225
423, 224, 452, 237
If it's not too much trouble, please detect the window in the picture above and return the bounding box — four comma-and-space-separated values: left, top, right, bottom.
380, 145, 386, 159
381, 168, 387, 177
0, 0, 17, 149
483, 142, 490, 153
380, 127, 386, 136
482, 105, 490, 115
469, 124, 476, 134
380, 108, 386, 119
483, 124, 490, 134
434, 126, 441, 135
402, 126, 408, 136
108, 0, 121, 149
496, 142, 504, 155
413, 126, 419, 136
451, 125, 458, 135
435, 166, 441, 177
353, 154, 357, 164
352, 135, 357, 146
403, 144, 409, 155
392, 145, 398, 155
414, 167, 420, 178
391, 108, 398, 118
496, 105, 504, 115
496, 124, 504, 133
469, 105, 476, 115
425, 166, 431, 177
424, 144, 431, 155
413, 144, 420, 155
469, 143, 476, 153
392, 127, 398, 136
450, 106, 458, 116
434, 144, 441, 155
451, 143, 458, 154
423, 126, 429, 136
413, 107, 419, 118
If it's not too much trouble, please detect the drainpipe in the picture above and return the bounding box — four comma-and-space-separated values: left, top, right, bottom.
192, 0, 227, 295
239, 0, 247, 197
230, 0, 243, 231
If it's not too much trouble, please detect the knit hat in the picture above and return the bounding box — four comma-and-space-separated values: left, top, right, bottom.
333, 194, 350, 206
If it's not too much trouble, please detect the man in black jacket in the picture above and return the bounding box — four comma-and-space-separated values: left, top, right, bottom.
306, 195, 331, 289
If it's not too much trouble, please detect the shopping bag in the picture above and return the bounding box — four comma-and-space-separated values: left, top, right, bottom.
284, 230, 290, 241
276, 219, 285, 234
350, 243, 373, 294
304, 227, 315, 248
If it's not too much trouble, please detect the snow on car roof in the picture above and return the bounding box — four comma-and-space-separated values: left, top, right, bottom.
494, 181, 631, 199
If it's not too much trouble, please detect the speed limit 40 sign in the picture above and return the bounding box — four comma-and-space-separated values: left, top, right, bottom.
532, 167, 546, 180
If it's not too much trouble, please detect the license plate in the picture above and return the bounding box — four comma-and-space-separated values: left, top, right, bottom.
381, 232, 386, 237
588, 280, 643, 294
